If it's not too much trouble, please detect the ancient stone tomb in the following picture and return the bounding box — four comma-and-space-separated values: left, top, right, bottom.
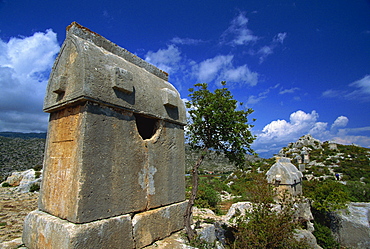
266, 157, 303, 197
23, 22, 187, 249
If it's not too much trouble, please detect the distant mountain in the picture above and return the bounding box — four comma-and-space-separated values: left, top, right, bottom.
0, 135, 45, 182
1, 132, 369, 183
0, 132, 47, 139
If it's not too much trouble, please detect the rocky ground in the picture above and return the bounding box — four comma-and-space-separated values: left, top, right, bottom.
0, 187, 38, 243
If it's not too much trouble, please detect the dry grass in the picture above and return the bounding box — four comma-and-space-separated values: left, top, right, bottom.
0, 187, 38, 243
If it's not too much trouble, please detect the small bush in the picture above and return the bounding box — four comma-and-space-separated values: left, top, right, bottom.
35, 171, 42, 179
229, 181, 310, 249
33, 164, 43, 171
195, 183, 221, 211
2, 182, 11, 187
29, 183, 40, 192
313, 221, 339, 249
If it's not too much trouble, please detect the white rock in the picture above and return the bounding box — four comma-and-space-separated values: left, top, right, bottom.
332, 202, 370, 249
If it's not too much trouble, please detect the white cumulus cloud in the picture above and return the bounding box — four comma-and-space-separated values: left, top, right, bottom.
0, 29, 60, 132
192, 55, 258, 86
253, 110, 356, 157
145, 44, 182, 75
195, 55, 233, 82
257, 32, 287, 64
323, 75, 370, 101
258, 110, 320, 142
221, 12, 259, 46
331, 116, 349, 130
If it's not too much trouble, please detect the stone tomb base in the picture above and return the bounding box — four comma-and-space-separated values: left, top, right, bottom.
23, 201, 187, 249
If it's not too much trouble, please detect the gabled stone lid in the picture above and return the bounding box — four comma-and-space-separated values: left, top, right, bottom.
66, 22, 169, 81
43, 22, 186, 125
266, 157, 303, 185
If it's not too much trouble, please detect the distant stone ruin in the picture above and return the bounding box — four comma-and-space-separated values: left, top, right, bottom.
266, 157, 303, 197
22, 22, 187, 249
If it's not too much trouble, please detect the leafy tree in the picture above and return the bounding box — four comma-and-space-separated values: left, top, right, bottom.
184, 82, 255, 240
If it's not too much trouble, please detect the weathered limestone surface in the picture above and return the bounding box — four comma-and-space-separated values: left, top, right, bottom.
23, 22, 186, 248
331, 202, 370, 249
132, 201, 188, 248
266, 157, 303, 196
43, 23, 185, 124
39, 103, 185, 223
23, 210, 134, 249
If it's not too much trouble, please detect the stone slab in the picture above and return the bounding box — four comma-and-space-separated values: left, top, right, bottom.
23, 210, 134, 249
43, 22, 186, 125
39, 103, 185, 223
332, 202, 370, 249
39, 102, 185, 224
66, 22, 168, 82
132, 201, 188, 248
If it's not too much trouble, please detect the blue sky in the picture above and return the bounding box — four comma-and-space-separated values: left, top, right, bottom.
0, 0, 369, 157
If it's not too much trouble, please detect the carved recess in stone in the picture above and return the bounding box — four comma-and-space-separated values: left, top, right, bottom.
112, 67, 134, 94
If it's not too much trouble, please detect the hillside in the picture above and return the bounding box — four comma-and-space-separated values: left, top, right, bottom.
1, 132, 369, 183
278, 134, 370, 183
0, 132, 46, 139
0, 135, 45, 182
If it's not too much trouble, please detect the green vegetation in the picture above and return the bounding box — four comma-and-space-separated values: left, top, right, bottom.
206, 172, 309, 248
313, 221, 340, 249
304, 180, 349, 212
2, 182, 11, 187
29, 183, 40, 192
345, 181, 370, 202
184, 81, 255, 240
185, 172, 311, 248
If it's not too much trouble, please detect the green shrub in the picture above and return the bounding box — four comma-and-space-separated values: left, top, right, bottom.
313, 221, 339, 249
2, 182, 11, 187
304, 180, 349, 212
29, 183, 40, 192
229, 177, 309, 249
35, 171, 42, 179
345, 181, 370, 202
195, 182, 221, 211
33, 164, 43, 171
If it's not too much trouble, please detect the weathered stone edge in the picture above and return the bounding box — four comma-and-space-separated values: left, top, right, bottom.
23, 201, 188, 249
66, 22, 169, 81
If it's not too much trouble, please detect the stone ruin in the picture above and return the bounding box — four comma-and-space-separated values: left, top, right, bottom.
266, 157, 303, 197
22, 22, 187, 249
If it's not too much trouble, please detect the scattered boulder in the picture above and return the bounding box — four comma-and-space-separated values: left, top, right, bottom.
0, 238, 24, 249
294, 229, 322, 249
224, 202, 253, 223
197, 223, 217, 244
294, 198, 315, 232
3, 171, 24, 186
1, 169, 42, 193
331, 202, 370, 249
